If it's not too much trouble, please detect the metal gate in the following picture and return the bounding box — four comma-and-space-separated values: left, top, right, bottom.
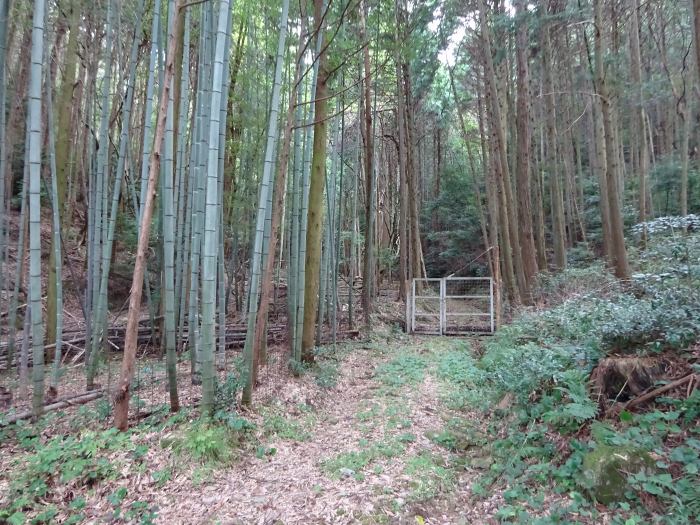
408, 277, 494, 335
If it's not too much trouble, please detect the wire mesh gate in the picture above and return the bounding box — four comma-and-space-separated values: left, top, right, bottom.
407, 277, 494, 335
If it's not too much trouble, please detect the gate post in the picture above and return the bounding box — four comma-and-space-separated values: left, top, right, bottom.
405, 280, 411, 333
439, 278, 446, 335
411, 279, 416, 333
489, 277, 495, 333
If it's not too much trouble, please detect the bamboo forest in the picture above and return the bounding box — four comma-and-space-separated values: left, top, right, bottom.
2, 0, 700, 522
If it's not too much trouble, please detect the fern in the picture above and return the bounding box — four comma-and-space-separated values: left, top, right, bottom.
542, 370, 598, 427
674, 475, 700, 519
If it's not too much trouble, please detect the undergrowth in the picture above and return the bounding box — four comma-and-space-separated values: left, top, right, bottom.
433, 228, 700, 523
0, 427, 144, 524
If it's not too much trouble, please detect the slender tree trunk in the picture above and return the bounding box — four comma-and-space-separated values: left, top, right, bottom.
403, 70, 425, 286
114, 0, 185, 430
629, 0, 648, 244
679, 103, 690, 219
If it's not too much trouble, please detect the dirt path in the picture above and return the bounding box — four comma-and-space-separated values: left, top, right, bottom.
3, 334, 507, 524
153, 336, 484, 524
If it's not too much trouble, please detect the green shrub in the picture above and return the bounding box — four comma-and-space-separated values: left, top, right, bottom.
168, 420, 242, 464
0, 429, 132, 520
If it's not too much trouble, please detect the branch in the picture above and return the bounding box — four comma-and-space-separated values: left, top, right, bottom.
180, 0, 210, 10
624, 373, 698, 411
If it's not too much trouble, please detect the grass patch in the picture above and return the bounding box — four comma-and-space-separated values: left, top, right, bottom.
321, 438, 406, 479
375, 352, 427, 389
404, 452, 455, 501
261, 407, 314, 442
355, 400, 412, 433
313, 361, 340, 389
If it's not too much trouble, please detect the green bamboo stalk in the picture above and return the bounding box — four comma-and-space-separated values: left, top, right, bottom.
177, 104, 195, 352
161, 0, 180, 412
86, 0, 114, 385
6, 140, 28, 369
0, 0, 9, 301
216, 6, 233, 370
288, 67, 304, 360
82, 80, 99, 354
319, 110, 341, 342
47, 0, 79, 347
333, 75, 345, 347
88, 0, 144, 388
295, 79, 316, 362
28, 0, 46, 416
187, 4, 211, 381
241, 0, 291, 404
174, 10, 191, 333
45, 67, 63, 391
140, 0, 161, 216
200, 0, 232, 414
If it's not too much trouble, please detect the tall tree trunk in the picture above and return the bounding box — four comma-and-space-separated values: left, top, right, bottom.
594, 0, 630, 280
542, 22, 567, 271
114, 0, 185, 431
694, 0, 700, 91
45, 59, 63, 396
629, 0, 648, 244
395, 36, 408, 301
301, 0, 330, 359
402, 64, 424, 284
0, 0, 11, 301
252, 23, 301, 375
360, 0, 376, 323
514, 0, 538, 286
477, 0, 521, 303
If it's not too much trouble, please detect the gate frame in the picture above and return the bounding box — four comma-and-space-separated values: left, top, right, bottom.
408, 277, 494, 335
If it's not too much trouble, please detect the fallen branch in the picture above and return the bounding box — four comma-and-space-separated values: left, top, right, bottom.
1, 390, 104, 425
624, 373, 698, 411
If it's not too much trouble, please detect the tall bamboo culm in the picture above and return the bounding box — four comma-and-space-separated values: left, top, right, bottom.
28, 0, 47, 416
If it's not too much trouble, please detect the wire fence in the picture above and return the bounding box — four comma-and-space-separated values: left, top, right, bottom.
409, 277, 494, 335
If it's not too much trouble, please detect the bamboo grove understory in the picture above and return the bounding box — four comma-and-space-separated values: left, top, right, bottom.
0, 0, 699, 427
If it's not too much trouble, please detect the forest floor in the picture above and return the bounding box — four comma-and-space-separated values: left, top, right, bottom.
150, 333, 518, 524
1, 328, 531, 525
